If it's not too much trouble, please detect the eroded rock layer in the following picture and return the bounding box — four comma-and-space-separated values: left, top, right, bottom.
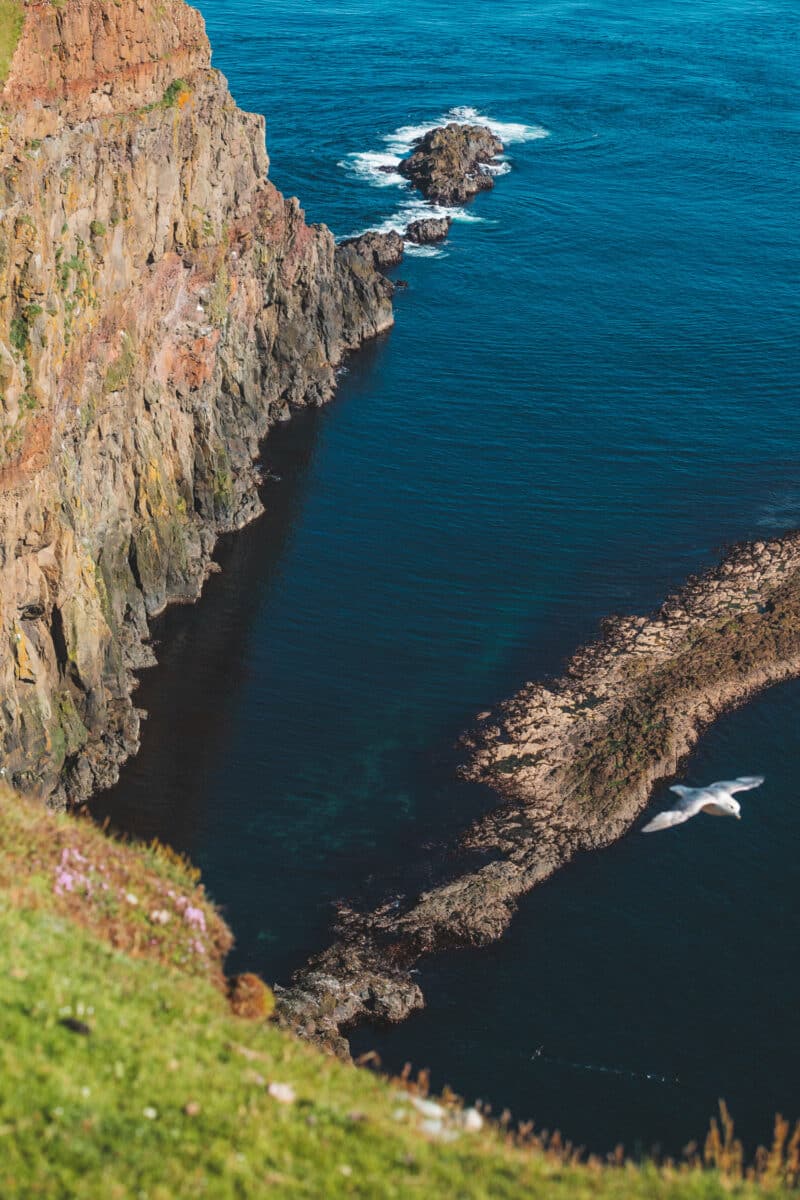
0, 0, 393, 805
279, 533, 800, 1053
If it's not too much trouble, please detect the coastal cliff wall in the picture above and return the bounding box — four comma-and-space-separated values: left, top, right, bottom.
0, 0, 393, 806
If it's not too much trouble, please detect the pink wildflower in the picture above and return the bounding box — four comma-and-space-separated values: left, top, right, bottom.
54, 869, 76, 895
183, 905, 206, 932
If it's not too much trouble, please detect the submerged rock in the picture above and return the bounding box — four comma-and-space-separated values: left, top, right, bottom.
398, 123, 504, 206
405, 217, 452, 244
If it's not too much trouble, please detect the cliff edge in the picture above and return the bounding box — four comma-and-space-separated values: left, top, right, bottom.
0, 0, 393, 806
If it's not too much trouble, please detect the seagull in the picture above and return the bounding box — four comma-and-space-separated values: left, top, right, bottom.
641, 776, 764, 833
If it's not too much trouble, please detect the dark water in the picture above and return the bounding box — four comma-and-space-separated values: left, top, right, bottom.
92, 0, 800, 1154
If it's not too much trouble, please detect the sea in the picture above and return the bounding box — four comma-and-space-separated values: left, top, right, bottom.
91, 0, 800, 1155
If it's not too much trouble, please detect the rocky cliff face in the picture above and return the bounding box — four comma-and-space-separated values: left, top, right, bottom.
0, 0, 393, 807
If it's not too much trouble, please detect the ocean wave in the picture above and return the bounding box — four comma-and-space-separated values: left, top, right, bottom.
404, 244, 446, 258
339, 150, 404, 187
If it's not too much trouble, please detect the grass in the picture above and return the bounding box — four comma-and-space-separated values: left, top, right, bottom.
0, 0, 23, 87
0, 788, 797, 1197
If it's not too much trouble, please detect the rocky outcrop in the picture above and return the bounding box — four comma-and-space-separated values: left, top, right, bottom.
340, 230, 404, 271
398, 123, 504, 206
0, 0, 393, 806
278, 532, 800, 1050
405, 217, 451, 245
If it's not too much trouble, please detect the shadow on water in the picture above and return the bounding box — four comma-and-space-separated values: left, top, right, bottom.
90, 403, 326, 854
89, 336, 396, 854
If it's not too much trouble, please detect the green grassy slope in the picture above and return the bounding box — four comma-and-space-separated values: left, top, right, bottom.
0, 791, 794, 1198
0, 0, 24, 87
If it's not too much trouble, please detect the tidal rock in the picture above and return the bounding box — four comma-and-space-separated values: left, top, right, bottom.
398, 123, 504, 205
404, 217, 452, 244
340, 230, 405, 271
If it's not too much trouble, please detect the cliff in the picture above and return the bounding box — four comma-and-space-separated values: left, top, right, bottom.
0, 0, 393, 806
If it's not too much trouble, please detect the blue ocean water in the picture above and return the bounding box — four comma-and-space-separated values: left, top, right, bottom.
93, 0, 800, 1154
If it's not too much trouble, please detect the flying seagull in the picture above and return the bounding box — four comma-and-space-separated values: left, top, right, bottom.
641, 776, 764, 833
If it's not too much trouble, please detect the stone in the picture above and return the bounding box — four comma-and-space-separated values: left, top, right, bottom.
398, 123, 504, 206
404, 217, 452, 245
340, 230, 404, 271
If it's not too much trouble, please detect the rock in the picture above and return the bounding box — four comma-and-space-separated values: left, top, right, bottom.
398, 123, 504, 206
0, 0, 394, 806
404, 217, 452, 245
277, 532, 800, 1053
340, 230, 404, 271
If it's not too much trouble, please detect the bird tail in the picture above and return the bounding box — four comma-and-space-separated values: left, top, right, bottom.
669, 784, 692, 798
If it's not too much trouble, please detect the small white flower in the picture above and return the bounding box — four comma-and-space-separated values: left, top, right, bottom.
142, 1106, 158, 1120
149, 909, 170, 925
267, 1082, 296, 1105
461, 1107, 483, 1132
410, 1096, 445, 1120
125, 893, 138, 906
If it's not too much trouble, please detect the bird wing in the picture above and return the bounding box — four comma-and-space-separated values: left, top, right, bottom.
642, 807, 696, 833
712, 776, 764, 795
642, 788, 708, 833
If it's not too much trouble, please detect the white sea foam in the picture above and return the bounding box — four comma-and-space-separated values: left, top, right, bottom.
446, 105, 549, 145
482, 159, 512, 177
404, 244, 446, 258
341, 106, 548, 190
340, 150, 404, 186
343, 195, 484, 241
339, 106, 545, 250
385, 106, 549, 157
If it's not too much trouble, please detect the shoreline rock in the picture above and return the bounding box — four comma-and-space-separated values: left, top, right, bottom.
397, 123, 504, 206
405, 217, 452, 245
278, 531, 800, 1052
340, 230, 405, 271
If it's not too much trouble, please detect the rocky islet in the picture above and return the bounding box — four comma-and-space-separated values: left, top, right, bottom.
397, 122, 505, 206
